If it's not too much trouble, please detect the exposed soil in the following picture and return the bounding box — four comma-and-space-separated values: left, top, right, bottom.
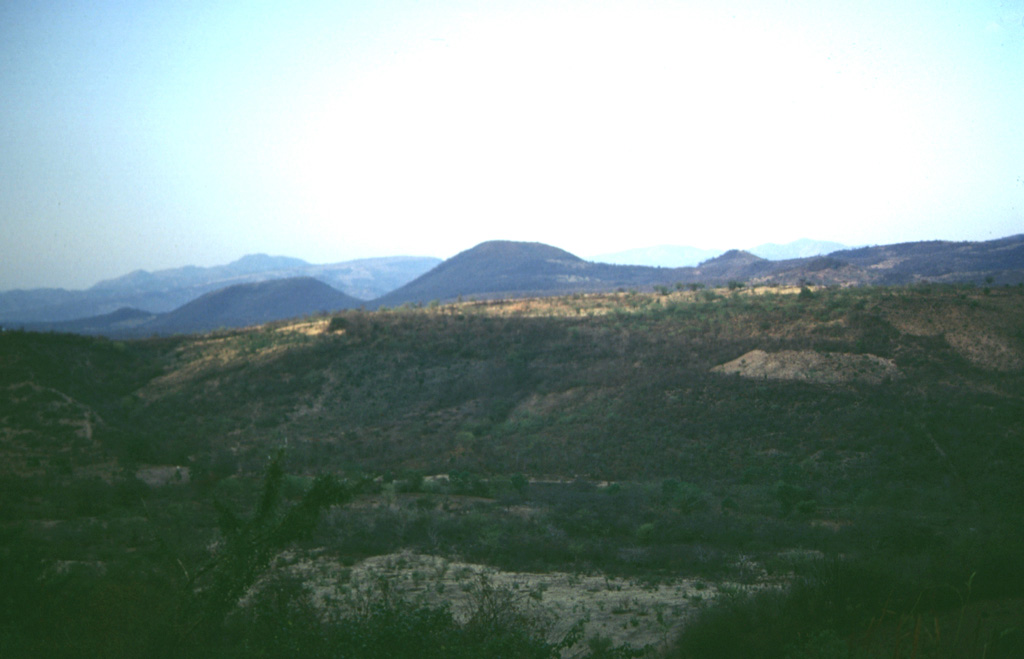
259, 550, 779, 656
882, 294, 1024, 371
711, 349, 900, 384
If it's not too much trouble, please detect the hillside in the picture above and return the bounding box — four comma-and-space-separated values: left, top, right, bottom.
2, 284, 1023, 655
829, 234, 1024, 284
18, 306, 160, 336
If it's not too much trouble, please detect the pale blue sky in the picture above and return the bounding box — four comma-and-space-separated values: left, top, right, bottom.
2, 0, 1022, 289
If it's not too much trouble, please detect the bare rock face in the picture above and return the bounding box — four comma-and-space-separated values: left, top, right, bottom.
711, 349, 900, 384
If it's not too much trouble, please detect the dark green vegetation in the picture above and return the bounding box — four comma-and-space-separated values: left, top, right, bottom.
2, 284, 1023, 656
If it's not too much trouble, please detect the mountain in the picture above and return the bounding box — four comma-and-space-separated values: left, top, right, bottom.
0, 254, 440, 323
372, 235, 1024, 308
591, 239, 848, 267
6, 235, 1023, 333
88, 253, 312, 292
371, 240, 664, 308
748, 239, 849, 260
699, 236, 1024, 288
691, 249, 772, 280
300, 256, 444, 300
827, 235, 1024, 285
86, 253, 441, 301
87, 253, 312, 294
221, 254, 311, 275
147, 277, 362, 334
19, 306, 160, 336
16, 277, 362, 337
590, 245, 724, 267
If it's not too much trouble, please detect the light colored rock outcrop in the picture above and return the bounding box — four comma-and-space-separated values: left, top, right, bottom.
712, 349, 899, 384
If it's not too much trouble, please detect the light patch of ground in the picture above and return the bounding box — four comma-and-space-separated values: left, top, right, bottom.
867, 257, 906, 270
260, 551, 776, 656
943, 332, 1023, 372
275, 318, 330, 336
139, 335, 296, 399
513, 388, 586, 416
135, 465, 191, 487
138, 337, 243, 399
734, 285, 804, 296
712, 349, 900, 384
884, 301, 1023, 372
469, 296, 617, 318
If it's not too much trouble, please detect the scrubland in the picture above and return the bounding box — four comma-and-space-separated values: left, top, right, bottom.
2, 284, 1023, 657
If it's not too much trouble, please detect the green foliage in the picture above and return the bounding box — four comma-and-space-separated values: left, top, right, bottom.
511, 473, 530, 496
661, 479, 709, 514
773, 480, 814, 517
448, 469, 489, 497
672, 554, 1024, 658
636, 522, 657, 545
4, 286, 1024, 657
182, 449, 361, 644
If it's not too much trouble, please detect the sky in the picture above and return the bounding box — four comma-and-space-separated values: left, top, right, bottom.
2, 0, 1023, 290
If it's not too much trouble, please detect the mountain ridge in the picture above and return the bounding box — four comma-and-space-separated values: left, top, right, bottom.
592, 239, 849, 267
374, 236, 1024, 309
19, 277, 363, 337
7, 234, 1024, 337
0, 254, 440, 323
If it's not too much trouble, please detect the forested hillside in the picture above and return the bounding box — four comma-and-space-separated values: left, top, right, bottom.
2, 284, 1023, 657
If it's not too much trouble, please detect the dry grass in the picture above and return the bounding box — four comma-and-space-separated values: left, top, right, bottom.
256, 550, 780, 656
275, 318, 331, 336
711, 349, 900, 384
882, 290, 1024, 371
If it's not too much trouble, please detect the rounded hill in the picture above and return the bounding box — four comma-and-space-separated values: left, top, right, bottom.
372, 240, 656, 307
150, 277, 361, 334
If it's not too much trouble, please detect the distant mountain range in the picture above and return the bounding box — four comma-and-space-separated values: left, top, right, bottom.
0, 254, 440, 323
16, 278, 363, 338
591, 239, 849, 267
6, 235, 1023, 338
375, 235, 1024, 309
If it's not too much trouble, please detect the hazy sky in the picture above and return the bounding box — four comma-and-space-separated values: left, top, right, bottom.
2, 0, 1023, 290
